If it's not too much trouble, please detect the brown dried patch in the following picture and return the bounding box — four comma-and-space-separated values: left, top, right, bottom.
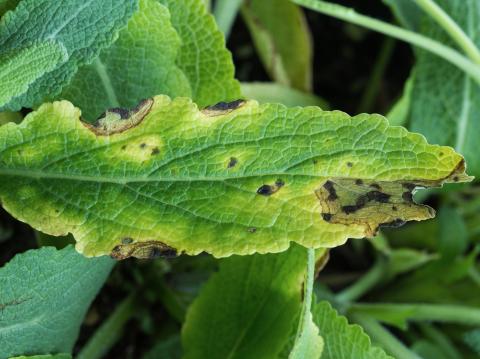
201, 99, 246, 116
83, 98, 154, 135
111, 240, 177, 260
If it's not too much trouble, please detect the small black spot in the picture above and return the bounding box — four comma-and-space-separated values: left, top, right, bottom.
110, 107, 130, 119
402, 191, 413, 202
247, 227, 257, 233
228, 157, 238, 168
380, 218, 406, 228
149, 247, 164, 259
313, 159, 318, 164
355, 179, 363, 186
355, 195, 368, 208
206, 99, 245, 111
121, 145, 127, 150
323, 180, 338, 201
322, 213, 332, 221
366, 190, 390, 203
257, 185, 274, 196
439, 151, 444, 157
369, 183, 381, 190
342, 205, 359, 214
402, 182, 416, 191
453, 176, 459, 182
55, 209, 59, 213
122, 237, 133, 244
140, 143, 147, 149
151, 147, 160, 155
392, 205, 398, 211
275, 179, 285, 187
347, 162, 353, 167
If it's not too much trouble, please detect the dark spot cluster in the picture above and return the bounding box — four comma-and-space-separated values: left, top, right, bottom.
323, 180, 338, 201
149, 246, 177, 259
228, 157, 238, 168
341, 190, 391, 215
151, 147, 160, 155
206, 99, 245, 111
257, 179, 285, 196
380, 218, 406, 228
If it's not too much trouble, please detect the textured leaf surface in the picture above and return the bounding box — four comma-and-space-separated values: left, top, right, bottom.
241, 0, 313, 91
61, 0, 191, 121
313, 301, 393, 359
158, 0, 241, 107
0, 0, 138, 111
0, 96, 470, 258
0, 246, 113, 359
182, 245, 310, 359
0, 41, 67, 107
409, 0, 480, 176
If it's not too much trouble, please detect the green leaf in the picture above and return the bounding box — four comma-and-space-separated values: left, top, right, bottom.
386, 75, 413, 127
288, 249, 323, 359
158, 0, 241, 107
213, 0, 243, 38
0, 0, 138, 111
0, 41, 67, 107
0, 97, 470, 258
438, 205, 468, 260
61, 0, 191, 121
409, 0, 480, 176
241, 0, 313, 91
0, 111, 22, 126
313, 301, 394, 359
383, 0, 422, 31
182, 245, 311, 359
0, 246, 113, 359
241, 82, 328, 108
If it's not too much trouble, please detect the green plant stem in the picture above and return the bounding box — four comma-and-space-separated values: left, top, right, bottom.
213, 0, 243, 38
291, 0, 480, 84
336, 258, 385, 304
350, 303, 480, 327
418, 323, 462, 359
357, 37, 395, 113
77, 293, 137, 359
414, 0, 480, 64
292, 248, 316, 345
350, 313, 422, 359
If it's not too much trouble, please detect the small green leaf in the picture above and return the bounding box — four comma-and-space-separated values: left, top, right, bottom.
158, 0, 241, 107
0, 97, 470, 258
241, 0, 313, 91
241, 82, 328, 108
313, 301, 394, 359
0, 41, 67, 107
182, 245, 311, 359
61, 0, 191, 121
409, 0, 480, 176
0, 246, 113, 359
0, 0, 138, 111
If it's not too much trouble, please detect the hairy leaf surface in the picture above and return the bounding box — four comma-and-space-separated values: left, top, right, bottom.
0, 246, 113, 358
182, 245, 311, 359
0, 96, 470, 258
0, 41, 67, 107
157, 0, 241, 107
61, 0, 191, 121
0, 0, 138, 111
313, 301, 393, 359
409, 0, 480, 176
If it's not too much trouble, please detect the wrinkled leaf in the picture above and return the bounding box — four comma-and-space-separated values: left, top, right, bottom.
241, 0, 313, 91
0, 0, 138, 111
0, 246, 113, 359
158, 0, 241, 107
61, 0, 191, 121
0, 96, 470, 258
0, 41, 67, 107
313, 301, 393, 359
409, 0, 480, 176
241, 82, 328, 108
182, 245, 310, 359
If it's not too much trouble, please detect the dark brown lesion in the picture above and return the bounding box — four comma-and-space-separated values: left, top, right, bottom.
257, 179, 285, 196
316, 178, 437, 236
227, 157, 238, 168
201, 99, 246, 116
111, 240, 177, 260
83, 98, 154, 136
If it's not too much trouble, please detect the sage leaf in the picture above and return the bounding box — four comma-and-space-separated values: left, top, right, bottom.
0, 246, 113, 359
0, 96, 470, 258
0, 0, 138, 111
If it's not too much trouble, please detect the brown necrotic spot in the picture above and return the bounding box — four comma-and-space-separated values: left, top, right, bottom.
228, 157, 238, 168
206, 99, 245, 111
366, 190, 390, 203
355, 179, 363, 186
380, 218, 407, 228
369, 183, 381, 190
342, 205, 360, 214
402, 191, 413, 202
247, 227, 257, 233
257, 185, 274, 196
151, 147, 160, 155
110, 240, 177, 260
347, 162, 353, 167
321, 213, 332, 221
323, 180, 338, 201
402, 182, 416, 191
